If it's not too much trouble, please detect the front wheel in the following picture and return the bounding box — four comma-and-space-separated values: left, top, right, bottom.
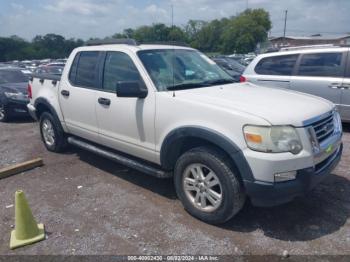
174, 147, 245, 224
40, 112, 67, 152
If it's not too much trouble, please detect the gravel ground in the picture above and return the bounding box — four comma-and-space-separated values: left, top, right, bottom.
0, 118, 349, 256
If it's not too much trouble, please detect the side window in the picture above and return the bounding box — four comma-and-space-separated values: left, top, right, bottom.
71, 51, 99, 88
103, 52, 142, 92
297, 52, 343, 77
68, 53, 79, 83
255, 55, 298, 75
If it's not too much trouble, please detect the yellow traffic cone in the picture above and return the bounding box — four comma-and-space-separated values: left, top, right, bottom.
10, 190, 45, 249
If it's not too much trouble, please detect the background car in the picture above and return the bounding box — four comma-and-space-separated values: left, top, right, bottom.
212, 57, 245, 82
34, 65, 64, 75
0, 68, 30, 122
242, 45, 350, 122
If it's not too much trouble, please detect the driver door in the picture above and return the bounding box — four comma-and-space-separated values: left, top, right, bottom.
95, 51, 156, 162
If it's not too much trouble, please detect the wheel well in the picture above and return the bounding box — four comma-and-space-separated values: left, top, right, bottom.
35, 103, 51, 119
160, 125, 255, 185
162, 136, 241, 177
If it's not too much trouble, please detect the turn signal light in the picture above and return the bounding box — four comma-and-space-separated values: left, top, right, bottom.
245, 133, 262, 144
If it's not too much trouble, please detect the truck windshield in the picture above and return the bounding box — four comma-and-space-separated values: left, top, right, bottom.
138, 49, 234, 91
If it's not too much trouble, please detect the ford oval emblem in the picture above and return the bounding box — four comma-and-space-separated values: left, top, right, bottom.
323, 123, 333, 133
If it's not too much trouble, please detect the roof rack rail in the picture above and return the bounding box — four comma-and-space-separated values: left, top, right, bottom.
280, 44, 350, 51
140, 41, 190, 47
85, 38, 138, 46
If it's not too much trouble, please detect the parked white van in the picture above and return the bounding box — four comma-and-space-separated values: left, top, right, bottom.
242, 45, 350, 122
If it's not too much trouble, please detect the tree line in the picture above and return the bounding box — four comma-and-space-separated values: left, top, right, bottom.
0, 34, 84, 62
0, 9, 271, 62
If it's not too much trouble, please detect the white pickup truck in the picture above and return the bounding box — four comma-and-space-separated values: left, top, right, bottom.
28, 40, 343, 224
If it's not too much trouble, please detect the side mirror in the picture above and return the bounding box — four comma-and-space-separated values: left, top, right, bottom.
116, 81, 148, 98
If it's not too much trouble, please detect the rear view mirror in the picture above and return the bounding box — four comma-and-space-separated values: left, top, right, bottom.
116, 81, 148, 98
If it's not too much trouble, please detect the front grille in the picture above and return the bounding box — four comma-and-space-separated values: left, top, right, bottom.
314, 146, 339, 173
311, 112, 335, 143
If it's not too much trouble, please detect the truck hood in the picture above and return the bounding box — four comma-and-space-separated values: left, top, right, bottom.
173, 83, 334, 126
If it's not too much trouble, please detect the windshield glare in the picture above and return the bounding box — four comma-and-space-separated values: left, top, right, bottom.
0, 70, 28, 84
138, 49, 233, 91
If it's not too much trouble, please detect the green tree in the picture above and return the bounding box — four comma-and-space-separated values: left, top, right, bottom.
185, 20, 206, 42
127, 23, 187, 43
0, 34, 84, 61
221, 9, 271, 54
0, 8, 272, 61
0, 36, 28, 61
191, 18, 230, 52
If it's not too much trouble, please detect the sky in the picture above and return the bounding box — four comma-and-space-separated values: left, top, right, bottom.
0, 0, 349, 40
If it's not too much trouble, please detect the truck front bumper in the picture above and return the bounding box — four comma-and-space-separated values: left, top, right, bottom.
244, 143, 342, 207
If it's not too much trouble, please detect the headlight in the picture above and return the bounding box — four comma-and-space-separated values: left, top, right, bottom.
4, 92, 28, 100
4, 92, 18, 98
243, 125, 303, 154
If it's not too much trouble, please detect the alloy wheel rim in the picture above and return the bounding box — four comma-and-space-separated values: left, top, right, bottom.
0, 105, 5, 120
183, 163, 223, 212
42, 119, 55, 146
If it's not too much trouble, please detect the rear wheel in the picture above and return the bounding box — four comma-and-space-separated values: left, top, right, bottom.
0, 104, 9, 122
174, 147, 245, 224
40, 112, 67, 152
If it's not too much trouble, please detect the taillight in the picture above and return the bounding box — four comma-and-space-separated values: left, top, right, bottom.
27, 83, 32, 99
239, 75, 247, 83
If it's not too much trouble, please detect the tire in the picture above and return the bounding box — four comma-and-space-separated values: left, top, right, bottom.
0, 104, 9, 122
39, 112, 67, 152
174, 146, 245, 224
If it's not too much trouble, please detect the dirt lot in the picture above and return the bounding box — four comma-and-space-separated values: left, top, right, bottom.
0, 119, 350, 256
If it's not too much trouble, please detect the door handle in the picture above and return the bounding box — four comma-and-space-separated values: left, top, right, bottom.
328, 83, 342, 89
98, 97, 111, 106
257, 79, 290, 83
61, 90, 70, 97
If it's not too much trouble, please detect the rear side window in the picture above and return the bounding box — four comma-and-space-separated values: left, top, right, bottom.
103, 52, 142, 92
68, 54, 79, 83
255, 55, 298, 75
69, 51, 99, 88
297, 52, 343, 77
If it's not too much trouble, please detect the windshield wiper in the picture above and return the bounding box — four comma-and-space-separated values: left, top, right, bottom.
166, 79, 234, 91
204, 79, 235, 86
166, 82, 209, 91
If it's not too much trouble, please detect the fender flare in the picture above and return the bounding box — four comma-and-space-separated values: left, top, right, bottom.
34, 97, 61, 123
160, 126, 254, 182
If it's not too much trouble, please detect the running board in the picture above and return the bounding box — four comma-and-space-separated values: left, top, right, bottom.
67, 137, 172, 178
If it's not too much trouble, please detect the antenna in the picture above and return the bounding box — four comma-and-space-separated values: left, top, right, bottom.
171, 4, 174, 28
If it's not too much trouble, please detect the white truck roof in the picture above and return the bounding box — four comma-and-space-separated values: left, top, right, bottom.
261, 46, 350, 58
74, 44, 194, 53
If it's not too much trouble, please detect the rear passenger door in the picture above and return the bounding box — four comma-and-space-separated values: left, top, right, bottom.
59, 51, 101, 142
248, 54, 298, 89
289, 51, 346, 107
340, 50, 350, 122
95, 51, 156, 162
